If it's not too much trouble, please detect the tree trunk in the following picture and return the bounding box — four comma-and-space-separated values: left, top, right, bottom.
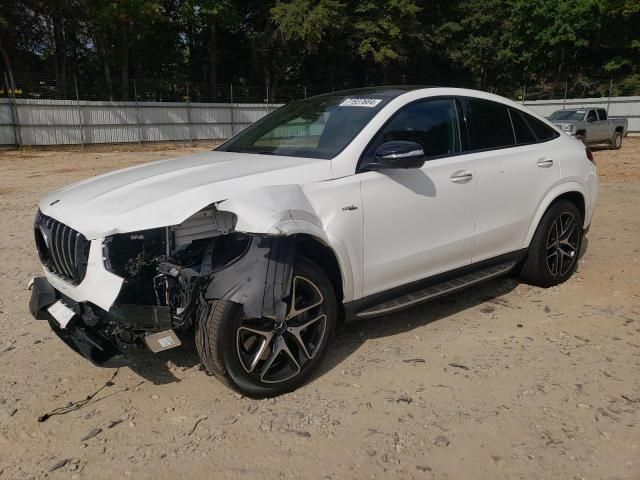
270, 75, 279, 103
208, 23, 218, 101
51, 10, 67, 99
120, 21, 129, 101
0, 40, 16, 91
104, 62, 113, 101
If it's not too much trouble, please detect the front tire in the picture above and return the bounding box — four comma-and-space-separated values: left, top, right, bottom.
520, 200, 583, 287
195, 256, 337, 398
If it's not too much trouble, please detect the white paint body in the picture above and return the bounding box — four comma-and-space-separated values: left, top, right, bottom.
38, 88, 598, 310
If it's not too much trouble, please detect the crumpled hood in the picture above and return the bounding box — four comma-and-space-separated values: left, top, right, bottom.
39, 150, 334, 239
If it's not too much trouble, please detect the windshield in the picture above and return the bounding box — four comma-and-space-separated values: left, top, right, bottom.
218, 94, 392, 159
549, 110, 586, 121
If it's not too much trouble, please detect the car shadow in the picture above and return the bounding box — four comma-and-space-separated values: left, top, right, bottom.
314, 275, 520, 382
587, 145, 611, 152
118, 330, 201, 385
119, 237, 592, 388
119, 276, 519, 387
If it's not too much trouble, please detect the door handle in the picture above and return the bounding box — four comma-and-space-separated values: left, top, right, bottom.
450, 170, 473, 184
537, 158, 554, 168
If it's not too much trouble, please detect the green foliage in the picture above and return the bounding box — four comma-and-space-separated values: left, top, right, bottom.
352, 0, 422, 66
0, 0, 638, 99
272, 0, 346, 48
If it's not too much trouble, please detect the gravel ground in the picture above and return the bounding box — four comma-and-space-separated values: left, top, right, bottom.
0, 139, 638, 480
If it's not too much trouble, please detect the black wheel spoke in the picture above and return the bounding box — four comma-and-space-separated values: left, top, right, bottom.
546, 212, 579, 277
236, 275, 327, 384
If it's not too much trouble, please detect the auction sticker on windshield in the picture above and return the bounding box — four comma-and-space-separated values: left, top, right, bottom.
339, 98, 382, 107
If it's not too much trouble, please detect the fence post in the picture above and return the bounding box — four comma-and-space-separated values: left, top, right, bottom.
5, 72, 21, 147
74, 76, 84, 147
304, 85, 307, 98
522, 84, 526, 104
606, 78, 613, 115
563, 81, 568, 110
186, 82, 193, 146
133, 79, 142, 146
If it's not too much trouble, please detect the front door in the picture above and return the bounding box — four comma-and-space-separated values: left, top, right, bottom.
358, 98, 478, 297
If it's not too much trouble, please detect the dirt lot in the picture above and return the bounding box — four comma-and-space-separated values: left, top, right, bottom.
0, 139, 638, 480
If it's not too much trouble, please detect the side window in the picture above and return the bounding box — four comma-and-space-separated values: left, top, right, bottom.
368, 99, 462, 160
587, 110, 597, 122
521, 111, 559, 142
597, 109, 608, 121
466, 99, 515, 150
509, 109, 536, 144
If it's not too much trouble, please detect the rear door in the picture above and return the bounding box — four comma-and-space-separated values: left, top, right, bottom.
465, 98, 561, 262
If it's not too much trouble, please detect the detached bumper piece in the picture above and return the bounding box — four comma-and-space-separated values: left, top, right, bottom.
29, 276, 124, 366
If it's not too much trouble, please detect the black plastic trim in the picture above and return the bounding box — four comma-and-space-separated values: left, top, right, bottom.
344, 249, 527, 322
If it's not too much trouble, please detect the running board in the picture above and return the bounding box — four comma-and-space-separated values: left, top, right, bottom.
356, 261, 517, 319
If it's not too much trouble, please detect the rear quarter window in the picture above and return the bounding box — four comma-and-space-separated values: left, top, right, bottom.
509, 109, 537, 144
522, 112, 559, 141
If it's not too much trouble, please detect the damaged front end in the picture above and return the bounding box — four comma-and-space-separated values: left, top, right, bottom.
30, 206, 296, 365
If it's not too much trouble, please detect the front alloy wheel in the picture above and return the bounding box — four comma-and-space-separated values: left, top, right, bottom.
236, 275, 328, 384
196, 256, 337, 397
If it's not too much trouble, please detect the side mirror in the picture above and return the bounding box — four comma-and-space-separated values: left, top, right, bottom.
369, 141, 426, 170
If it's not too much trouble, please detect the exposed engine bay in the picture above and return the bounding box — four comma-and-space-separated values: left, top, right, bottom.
31, 205, 297, 363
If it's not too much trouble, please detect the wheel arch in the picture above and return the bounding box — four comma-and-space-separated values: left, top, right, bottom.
525, 184, 587, 247
217, 185, 356, 304
294, 234, 346, 322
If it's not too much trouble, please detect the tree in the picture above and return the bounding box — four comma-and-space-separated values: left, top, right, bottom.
351, 0, 422, 83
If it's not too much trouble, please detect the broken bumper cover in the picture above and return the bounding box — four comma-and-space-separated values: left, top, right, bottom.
29, 276, 125, 366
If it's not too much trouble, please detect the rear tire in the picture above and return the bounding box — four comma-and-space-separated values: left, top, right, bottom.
195, 256, 337, 398
520, 200, 583, 287
609, 131, 623, 150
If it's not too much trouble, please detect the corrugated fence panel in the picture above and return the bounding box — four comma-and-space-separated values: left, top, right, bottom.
0, 99, 283, 145
3, 96, 635, 146
0, 99, 15, 145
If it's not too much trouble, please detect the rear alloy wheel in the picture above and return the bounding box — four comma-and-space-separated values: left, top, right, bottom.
520, 200, 583, 287
545, 212, 580, 277
196, 256, 337, 397
610, 131, 623, 150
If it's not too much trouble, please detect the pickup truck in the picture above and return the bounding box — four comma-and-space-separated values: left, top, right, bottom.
548, 108, 628, 149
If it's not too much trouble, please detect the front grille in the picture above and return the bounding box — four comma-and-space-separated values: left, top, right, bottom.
34, 210, 90, 285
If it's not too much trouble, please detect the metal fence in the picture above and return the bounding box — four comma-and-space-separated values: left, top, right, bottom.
2, 95, 638, 147
0, 98, 280, 146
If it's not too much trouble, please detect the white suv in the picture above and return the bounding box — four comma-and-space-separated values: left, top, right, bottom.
29, 87, 598, 397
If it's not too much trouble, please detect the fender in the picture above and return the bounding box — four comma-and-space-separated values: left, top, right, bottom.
216, 185, 356, 302
524, 181, 586, 247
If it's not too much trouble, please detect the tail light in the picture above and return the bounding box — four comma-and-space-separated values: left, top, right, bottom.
585, 148, 595, 165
